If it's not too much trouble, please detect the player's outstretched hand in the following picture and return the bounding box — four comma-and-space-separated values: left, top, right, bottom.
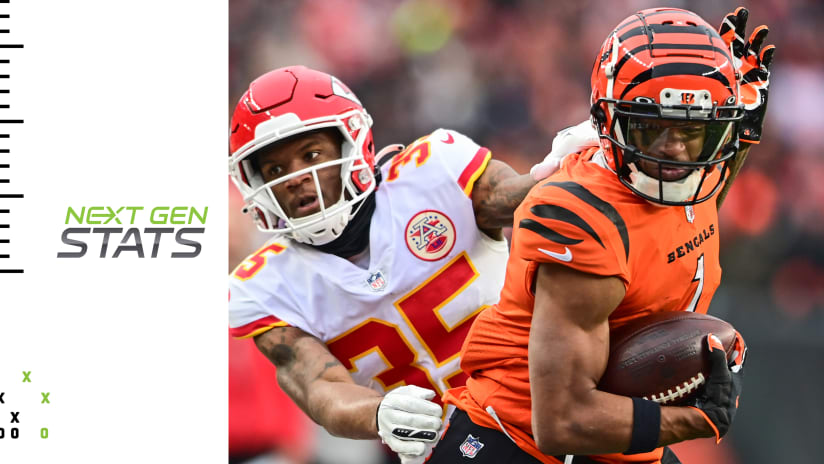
718, 7, 775, 144
377, 385, 443, 459
530, 120, 600, 181
689, 332, 746, 442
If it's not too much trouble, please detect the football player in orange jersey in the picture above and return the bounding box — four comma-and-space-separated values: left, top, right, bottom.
427, 7, 772, 464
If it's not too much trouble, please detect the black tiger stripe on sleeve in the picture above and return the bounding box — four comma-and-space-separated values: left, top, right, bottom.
519, 219, 582, 245
543, 181, 630, 259
528, 204, 605, 249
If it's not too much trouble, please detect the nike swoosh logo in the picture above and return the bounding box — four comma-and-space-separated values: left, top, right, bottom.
441, 132, 454, 144
538, 247, 573, 262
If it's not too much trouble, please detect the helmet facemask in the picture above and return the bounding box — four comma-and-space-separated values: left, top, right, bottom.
230, 109, 376, 245
597, 94, 743, 206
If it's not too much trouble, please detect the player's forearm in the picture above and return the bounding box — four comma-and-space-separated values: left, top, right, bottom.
533, 387, 634, 455
256, 327, 383, 439
536, 386, 722, 453
530, 329, 635, 454
472, 160, 536, 230
476, 173, 536, 229
730, 143, 752, 180
658, 405, 715, 445
305, 380, 383, 439
275, 363, 384, 439
717, 142, 753, 207
534, 391, 713, 455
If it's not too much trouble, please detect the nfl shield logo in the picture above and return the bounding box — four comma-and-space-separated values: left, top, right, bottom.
685, 205, 695, 224
459, 434, 484, 458
366, 271, 386, 291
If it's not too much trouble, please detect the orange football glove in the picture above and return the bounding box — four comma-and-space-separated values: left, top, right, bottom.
718, 7, 776, 144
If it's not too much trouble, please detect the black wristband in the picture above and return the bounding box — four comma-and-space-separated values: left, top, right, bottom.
624, 397, 661, 455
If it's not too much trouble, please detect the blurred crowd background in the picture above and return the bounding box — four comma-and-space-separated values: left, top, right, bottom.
229, 1, 824, 463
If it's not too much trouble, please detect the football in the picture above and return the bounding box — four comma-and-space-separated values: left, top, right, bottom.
598, 311, 739, 405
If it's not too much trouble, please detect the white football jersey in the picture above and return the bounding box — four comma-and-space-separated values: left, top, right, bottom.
229, 128, 509, 396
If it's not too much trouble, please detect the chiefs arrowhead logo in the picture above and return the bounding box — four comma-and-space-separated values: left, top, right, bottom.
405, 210, 456, 261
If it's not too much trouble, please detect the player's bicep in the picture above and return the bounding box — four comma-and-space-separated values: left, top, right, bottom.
254, 326, 354, 412
529, 262, 625, 422
471, 159, 536, 236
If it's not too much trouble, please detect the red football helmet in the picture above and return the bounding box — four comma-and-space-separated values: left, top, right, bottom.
590, 8, 744, 205
229, 66, 376, 244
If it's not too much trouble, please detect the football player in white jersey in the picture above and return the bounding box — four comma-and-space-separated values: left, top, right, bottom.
228, 65, 579, 463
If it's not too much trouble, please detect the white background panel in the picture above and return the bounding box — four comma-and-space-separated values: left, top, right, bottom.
1, 1, 227, 462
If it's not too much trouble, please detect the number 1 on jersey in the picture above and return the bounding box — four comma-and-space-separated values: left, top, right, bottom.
685, 254, 705, 312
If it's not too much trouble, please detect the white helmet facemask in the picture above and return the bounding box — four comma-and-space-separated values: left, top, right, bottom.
229, 109, 375, 245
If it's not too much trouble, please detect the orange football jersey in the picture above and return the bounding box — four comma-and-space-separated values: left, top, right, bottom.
443, 148, 722, 464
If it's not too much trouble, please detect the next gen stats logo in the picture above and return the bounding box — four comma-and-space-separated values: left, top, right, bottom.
57, 206, 207, 258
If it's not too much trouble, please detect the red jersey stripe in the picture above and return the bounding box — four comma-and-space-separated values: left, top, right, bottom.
457, 147, 492, 197
230, 315, 289, 339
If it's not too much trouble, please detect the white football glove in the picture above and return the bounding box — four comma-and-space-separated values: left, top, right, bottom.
399, 443, 435, 464
377, 385, 443, 458
530, 120, 601, 181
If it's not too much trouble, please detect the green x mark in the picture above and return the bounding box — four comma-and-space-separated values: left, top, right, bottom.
23, 371, 31, 382
41, 392, 50, 404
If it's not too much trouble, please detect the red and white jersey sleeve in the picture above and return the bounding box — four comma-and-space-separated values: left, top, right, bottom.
228, 239, 304, 338
228, 129, 508, 396
383, 128, 492, 197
